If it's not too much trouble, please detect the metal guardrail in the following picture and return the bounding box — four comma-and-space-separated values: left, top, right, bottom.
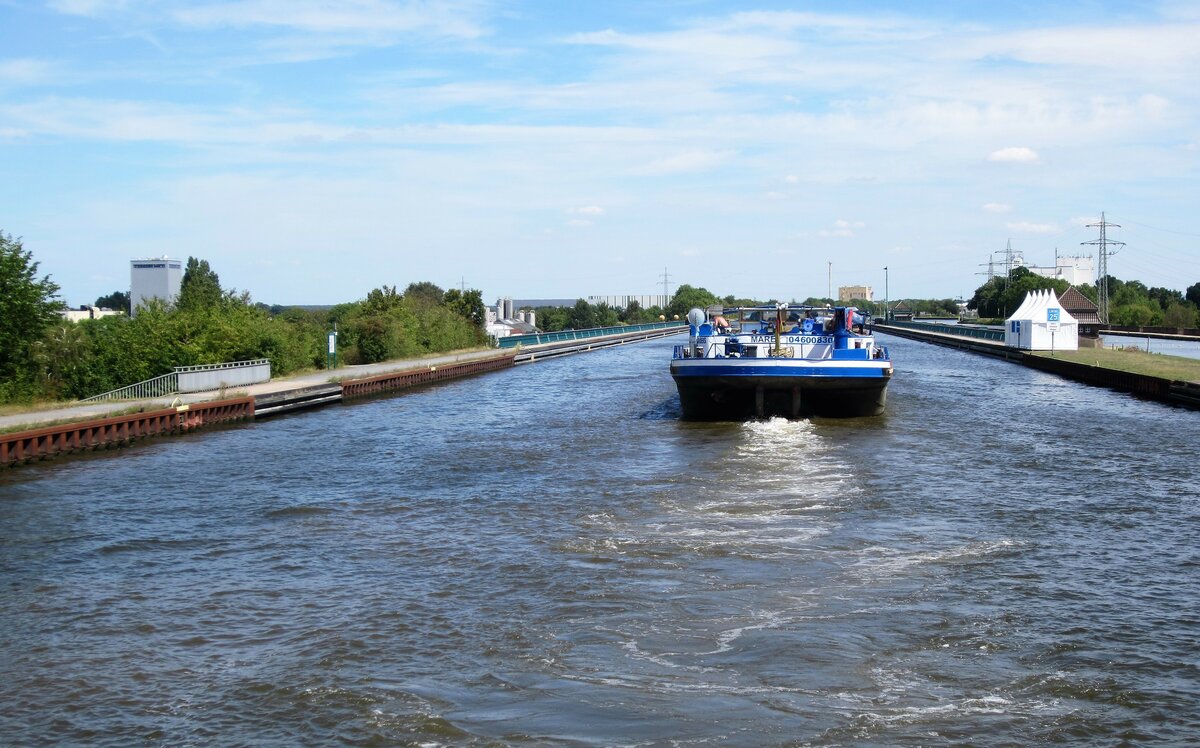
82, 371, 179, 402
881, 321, 1005, 342
497, 321, 686, 348
173, 359, 269, 373
82, 359, 271, 402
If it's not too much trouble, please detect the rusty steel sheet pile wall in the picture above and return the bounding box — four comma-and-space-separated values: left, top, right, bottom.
1, 396, 254, 468
341, 354, 516, 400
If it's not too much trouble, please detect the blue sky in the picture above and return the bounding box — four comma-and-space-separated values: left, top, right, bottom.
2, 0, 1197, 306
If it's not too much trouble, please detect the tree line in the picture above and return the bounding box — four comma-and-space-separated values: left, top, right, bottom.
529, 284, 962, 333
0, 231, 487, 404
967, 266, 1200, 326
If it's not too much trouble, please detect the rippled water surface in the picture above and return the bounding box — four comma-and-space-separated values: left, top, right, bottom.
3, 334, 1199, 745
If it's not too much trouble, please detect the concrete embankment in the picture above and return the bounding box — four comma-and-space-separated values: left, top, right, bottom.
1, 325, 687, 468
874, 322, 1200, 410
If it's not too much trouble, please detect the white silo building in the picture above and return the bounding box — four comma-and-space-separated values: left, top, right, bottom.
130, 257, 182, 316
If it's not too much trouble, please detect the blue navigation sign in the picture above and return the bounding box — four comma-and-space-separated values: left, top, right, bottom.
1047, 307, 1060, 322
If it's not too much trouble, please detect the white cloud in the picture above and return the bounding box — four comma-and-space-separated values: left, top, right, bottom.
633, 149, 735, 176
766, 191, 784, 200
172, 0, 487, 38
48, 0, 131, 16
962, 23, 1200, 78
988, 147, 1040, 163
571, 205, 605, 216
0, 59, 55, 86
566, 219, 592, 228
1007, 221, 1058, 234
783, 175, 798, 183
817, 218, 865, 238
983, 202, 1012, 213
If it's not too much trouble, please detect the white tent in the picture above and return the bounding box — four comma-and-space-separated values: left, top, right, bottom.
1004, 289, 1078, 350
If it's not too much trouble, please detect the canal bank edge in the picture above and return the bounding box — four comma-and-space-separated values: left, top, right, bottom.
1, 324, 688, 469
873, 322, 1200, 410
0, 354, 516, 469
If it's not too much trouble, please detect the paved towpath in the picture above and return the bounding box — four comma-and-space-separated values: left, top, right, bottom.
0, 348, 507, 432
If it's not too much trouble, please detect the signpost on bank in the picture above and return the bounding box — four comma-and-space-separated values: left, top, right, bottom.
327, 324, 338, 370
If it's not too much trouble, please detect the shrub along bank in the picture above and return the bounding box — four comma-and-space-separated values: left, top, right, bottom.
1, 233, 488, 403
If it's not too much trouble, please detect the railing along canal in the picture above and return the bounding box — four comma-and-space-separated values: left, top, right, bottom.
880, 320, 1005, 342
497, 321, 685, 349
83, 359, 271, 402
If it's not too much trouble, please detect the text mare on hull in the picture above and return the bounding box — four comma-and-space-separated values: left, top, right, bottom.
670, 305, 893, 420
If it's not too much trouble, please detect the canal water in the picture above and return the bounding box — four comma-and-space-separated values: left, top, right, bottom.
2, 334, 1198, 746
1101, 334, 1200, 360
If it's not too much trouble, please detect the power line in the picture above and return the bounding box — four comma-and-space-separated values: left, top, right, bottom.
1109, 215, 1200, 239
660, 267, 672, 300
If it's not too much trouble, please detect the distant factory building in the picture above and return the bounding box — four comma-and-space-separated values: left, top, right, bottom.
130, 257, 182, 317
586, 294, 671, 309
488, 300, 537, 339
838, 285, 873, 302
61, 306, 124, 323
1026, 255, 1095, 286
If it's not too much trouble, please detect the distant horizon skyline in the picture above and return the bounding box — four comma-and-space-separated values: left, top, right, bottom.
3, 1, 1197, 307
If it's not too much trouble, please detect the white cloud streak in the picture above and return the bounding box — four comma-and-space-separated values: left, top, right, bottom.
1007, 221, 1058, 234
988, 147, 1040, 163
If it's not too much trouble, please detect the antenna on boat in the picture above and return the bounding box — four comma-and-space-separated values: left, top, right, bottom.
774, 302, 786, 357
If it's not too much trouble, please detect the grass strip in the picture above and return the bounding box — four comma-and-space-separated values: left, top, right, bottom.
1032, 347, 1200, 384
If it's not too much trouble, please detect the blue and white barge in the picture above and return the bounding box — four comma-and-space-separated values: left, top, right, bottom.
670, 304, 893, 419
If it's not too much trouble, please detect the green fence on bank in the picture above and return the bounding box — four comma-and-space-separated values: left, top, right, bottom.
497, 321, 686, 349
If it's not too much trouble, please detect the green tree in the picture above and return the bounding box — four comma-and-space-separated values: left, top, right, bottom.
967, 267, 1067, 318
178, 257, 223, 310
536, 306, 571, 331
404, 281, 445, 308
364, 285, 402, 314
595, 302, 619, 327
668, 284, 720, 318
94, 290, 130, 312
569, 299, 597, 329
1111, 303, 1157, 326
1163, 302, 1198, 329
31, 321, 94, 399
1186, 282, 1200, 308
0, 232, 64, 401
443, 288, 486, 331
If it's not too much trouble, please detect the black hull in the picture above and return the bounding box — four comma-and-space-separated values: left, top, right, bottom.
673, 375, 888, 420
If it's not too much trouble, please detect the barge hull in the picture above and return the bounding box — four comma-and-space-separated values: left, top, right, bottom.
673, 374, 888, 419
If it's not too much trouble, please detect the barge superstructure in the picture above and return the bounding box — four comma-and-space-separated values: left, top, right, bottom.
670, 304, 892, 419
